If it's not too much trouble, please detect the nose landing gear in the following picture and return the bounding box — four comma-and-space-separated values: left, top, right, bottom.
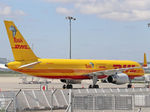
88, 75, 99, 88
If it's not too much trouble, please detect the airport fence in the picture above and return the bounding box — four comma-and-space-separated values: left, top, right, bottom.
0, 97, 15, 112
1, 88, 150, 112
0, 91, 17, 112
72, 94, 133, 112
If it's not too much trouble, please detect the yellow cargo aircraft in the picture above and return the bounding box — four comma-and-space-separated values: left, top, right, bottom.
4, 21, 146, 89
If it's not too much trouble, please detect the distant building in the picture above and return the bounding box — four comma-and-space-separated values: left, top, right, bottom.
0, 58, 9, 64
0, 58, 16, 73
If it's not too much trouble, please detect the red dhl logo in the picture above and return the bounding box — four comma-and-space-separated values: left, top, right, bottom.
113, 64, 135, 69
85, 64, 92, 68
14, 37, 23, 43
12, 44, 30, 49
85, 64, 136, 69
113, 64, 143, 73
99, 66, 106, 68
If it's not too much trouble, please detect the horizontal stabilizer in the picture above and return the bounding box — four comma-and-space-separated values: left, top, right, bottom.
19, 61, 41, 69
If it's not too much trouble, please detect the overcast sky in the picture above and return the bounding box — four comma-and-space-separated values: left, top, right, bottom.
0, 0, 150, 62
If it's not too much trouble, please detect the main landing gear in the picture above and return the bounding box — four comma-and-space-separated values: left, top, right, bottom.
127, 78, 133, 88
63, 84, 73, 89
89, 75, 99, 88
89, 85, 99, 88
62, 80, 73, 89
127, 84, 132, 88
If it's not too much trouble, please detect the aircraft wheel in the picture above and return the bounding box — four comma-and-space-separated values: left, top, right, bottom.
89, 85, 93, 88
146, 85, 150, 88
93, 85, 99, 88
63, 85, 66, 89
67, 84, 73, 89
127, 84, 132, 88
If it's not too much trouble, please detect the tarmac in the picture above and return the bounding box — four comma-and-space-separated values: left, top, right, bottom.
0, 74, 147, 91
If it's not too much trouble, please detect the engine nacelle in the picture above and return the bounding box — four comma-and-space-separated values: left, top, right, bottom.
60, 79, 81, 84
107, 73, 129, 84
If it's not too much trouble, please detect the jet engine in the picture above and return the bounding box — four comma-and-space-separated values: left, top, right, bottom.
107, 73, 129, 84
60, 79, 81, 84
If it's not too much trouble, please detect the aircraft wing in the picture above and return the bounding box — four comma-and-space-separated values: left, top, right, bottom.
87, 67, 141, 76
0, 62, 41, 69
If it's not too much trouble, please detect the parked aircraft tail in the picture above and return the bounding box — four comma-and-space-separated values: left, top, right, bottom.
4, 21, 38, 61
143, 53, 147, 67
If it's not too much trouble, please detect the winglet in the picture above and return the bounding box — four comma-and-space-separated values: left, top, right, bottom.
143, 53, 147, 67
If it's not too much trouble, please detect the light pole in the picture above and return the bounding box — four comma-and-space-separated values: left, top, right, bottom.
148, 23, 150, 28
66, 16, 76, 59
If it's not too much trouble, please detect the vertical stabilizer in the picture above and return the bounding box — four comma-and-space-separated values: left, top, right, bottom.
143, 53, 147, 67
4, 21, 38, 61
